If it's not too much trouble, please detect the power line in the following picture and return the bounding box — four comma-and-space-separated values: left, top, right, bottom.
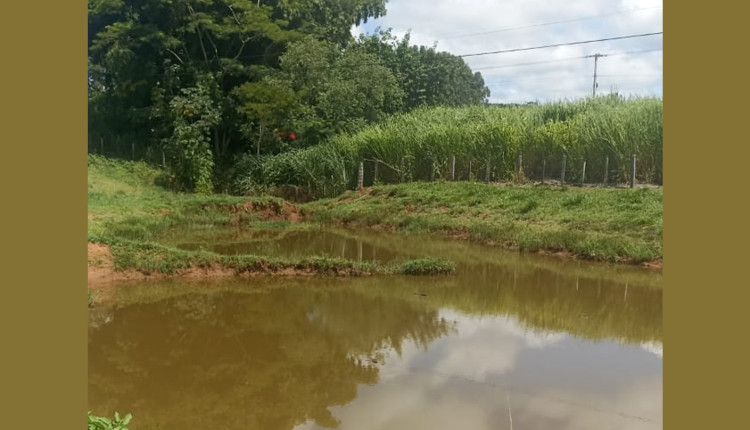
596, 74, 662, 77
459, 32, 663, 58
436, 6, 662, 39
471, 48, 662, 71
473, 56, 588, 71
484, 74, 661, 84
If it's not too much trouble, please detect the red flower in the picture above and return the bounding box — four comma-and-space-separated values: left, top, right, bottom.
289, 133, 297, 141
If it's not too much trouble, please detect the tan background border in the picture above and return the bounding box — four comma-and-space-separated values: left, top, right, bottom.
4, 0, 739, 429
2, 1, 87, 428
664, 1, 746, 429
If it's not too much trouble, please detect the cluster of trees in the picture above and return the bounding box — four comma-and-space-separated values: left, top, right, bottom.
88, 0, 490, 192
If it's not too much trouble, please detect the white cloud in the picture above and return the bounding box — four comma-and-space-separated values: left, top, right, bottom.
354, 0, 663, 103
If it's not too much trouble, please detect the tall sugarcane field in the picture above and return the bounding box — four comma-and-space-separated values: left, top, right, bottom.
231, 95, 662, 199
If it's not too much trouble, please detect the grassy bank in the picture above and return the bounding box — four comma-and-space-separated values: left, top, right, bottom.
89, 155, 661, 279
303, 182, 662, 263
92, 237, 454, 277
88, 155, 455, 280
88, 155, 295, 240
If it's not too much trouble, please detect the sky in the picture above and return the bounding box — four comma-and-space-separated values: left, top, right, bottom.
351, 0, 663, 104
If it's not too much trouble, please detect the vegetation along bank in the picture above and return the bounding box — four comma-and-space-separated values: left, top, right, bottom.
88, 154, 661, 286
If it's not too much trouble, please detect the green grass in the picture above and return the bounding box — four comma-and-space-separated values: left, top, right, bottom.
95, 236, 452, 277
303, 182, 662, 263
89, 155, 660, 271
88, 155, 294, 241
102, 236, 377, 275
399, 258, 457, 275
88, 156, 459, 276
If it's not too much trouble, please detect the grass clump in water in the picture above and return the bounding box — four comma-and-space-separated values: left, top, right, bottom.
399, 258, 456, 275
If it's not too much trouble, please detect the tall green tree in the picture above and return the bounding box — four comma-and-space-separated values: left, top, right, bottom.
89, 1, 491, 193
89, 0, 387, 190
356, 30, 490, 109
277, 36, 404, 139
234, 75, 302, 156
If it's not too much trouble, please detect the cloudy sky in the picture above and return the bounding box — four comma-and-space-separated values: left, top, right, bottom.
352, 0, 663, 104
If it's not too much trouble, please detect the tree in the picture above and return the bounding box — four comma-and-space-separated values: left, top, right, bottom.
88, 1, 492, 193
234, 75, 302, 156
88, 0, 389, 190
356, 30, 490, 109
165, 76, 220, 193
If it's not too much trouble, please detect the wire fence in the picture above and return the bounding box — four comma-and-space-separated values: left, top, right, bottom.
89, 134, 661, 202
356, 152, 660, 191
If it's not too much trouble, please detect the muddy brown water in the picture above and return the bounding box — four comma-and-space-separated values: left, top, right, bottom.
89, 227, 662, 430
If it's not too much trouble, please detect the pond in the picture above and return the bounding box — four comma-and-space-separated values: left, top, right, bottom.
89, 227, 662, 429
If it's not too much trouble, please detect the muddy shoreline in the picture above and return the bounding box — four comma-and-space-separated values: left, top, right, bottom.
88, 238, 661, 289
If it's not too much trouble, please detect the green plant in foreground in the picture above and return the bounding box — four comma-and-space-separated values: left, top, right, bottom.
88, 411, 132, 430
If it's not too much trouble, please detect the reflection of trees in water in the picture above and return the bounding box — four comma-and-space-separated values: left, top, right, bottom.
465, 262, 662, 343
88, 288, 451, 430
352, 263, 662, 344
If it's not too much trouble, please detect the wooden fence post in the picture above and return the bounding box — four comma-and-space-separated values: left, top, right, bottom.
561, 155, 567, 185
630, 155, 636, 188
603, 156, 609, 185
516, 154, 523, 180
451, 155, 456, 181
357, 160, 364, 190
373, 160, 379, 184
581, 161, 586, 186
541, 159, 546, 184
399, 157, 405, 183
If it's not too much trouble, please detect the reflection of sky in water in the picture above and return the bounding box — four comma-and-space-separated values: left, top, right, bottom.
296, 310, 662, 430
92, 227, 662, 429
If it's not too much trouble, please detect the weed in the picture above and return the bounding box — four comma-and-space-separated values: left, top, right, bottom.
87, 411, 132, 430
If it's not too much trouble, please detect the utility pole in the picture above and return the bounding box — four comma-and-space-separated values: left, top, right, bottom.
588, 53, 607, 97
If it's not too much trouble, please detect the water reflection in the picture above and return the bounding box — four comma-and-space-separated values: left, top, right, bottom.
89, 285, 452, 429
90, 227, 662, 430
295, 310, 662, 430
170, 229, 405, 263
